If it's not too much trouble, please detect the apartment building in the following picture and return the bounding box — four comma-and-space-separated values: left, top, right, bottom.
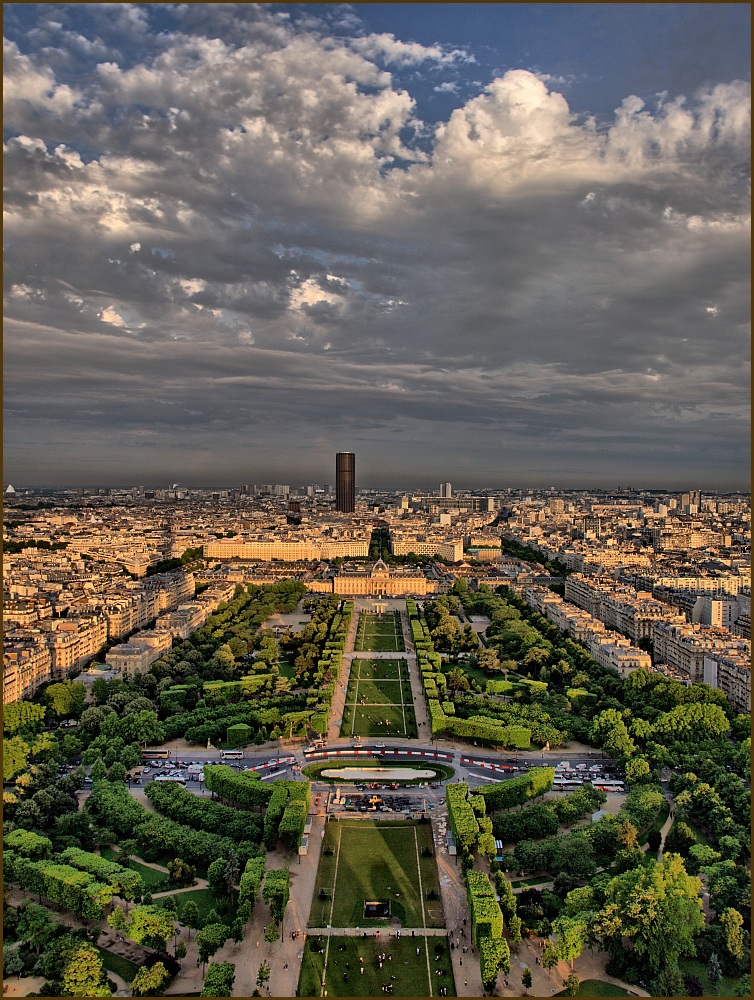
4, 631, 53, 703
652, 621, 750, 685
524, 586, 652, 677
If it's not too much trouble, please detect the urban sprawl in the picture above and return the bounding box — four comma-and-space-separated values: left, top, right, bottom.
3, 472, 751, 999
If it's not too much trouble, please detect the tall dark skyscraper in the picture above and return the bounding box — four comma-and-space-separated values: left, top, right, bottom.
335, 452, 355, 513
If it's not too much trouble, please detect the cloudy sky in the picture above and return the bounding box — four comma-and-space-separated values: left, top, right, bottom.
3, 3, 750, 491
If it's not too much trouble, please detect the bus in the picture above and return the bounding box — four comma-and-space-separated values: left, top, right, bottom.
221, 750, 244, 760
153, 774, 185, 784
143, 749, 172, 759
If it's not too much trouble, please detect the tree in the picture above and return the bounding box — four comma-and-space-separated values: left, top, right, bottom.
201, 961, 236, 997
131, 962, 169, 996
542, 943, 558, 971
3, 736, 30, 781
107, 761, 127, 783
652, 965, 684, 997
224, 851, 240, 900
207, 857, 227, 892
664, 821, 696, 857
107, 906, 128, 931
90, 757, 107, 782
3, 944, 24, 978
592, 854, 704, 973
60, 941, 111, 996
733, 974, 751, 996
684, 974, 704, 996
706, 952, 722, 990
17, 901, 57, 954
264, 921, 279, 943
168, 857, 195, 886
196, 923, 230, 966
624, 756, 652, 786
719, 907, 746, 960
256, 961, 271, 991
552, 915, 587, 969
3, 700, 46, 734
181, 900, 200, 939
564, 973, 580, 996
119, 839, 138, 869
46, 680, 86, 718
126, 905, 176, 952
521, 966, 532, 990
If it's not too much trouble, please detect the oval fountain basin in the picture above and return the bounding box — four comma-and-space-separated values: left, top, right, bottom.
320, 766, 436, 781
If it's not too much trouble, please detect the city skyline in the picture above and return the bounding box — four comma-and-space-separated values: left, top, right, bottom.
3, 3, 751, 490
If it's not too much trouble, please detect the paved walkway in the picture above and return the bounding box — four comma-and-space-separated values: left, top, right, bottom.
228, 814, 327, 998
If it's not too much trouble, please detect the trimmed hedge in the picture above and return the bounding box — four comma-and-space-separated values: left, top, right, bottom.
203, 765, 274, 808
466, 869, 503, 943
478, 767, 554, 811
446, 783, 479, 851
238, 856, 266, 922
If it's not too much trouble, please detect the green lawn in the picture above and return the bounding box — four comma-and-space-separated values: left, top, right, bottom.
354, 613, 405, 653
350, 658, 406, 680
278, 658, 297, 679
350, 678, 406, 706
298, 933, 455, 997
677, 957, 741, 997
309, 820, 444, 929
342, 659, 417, 738
96, 946, 140, 983
342, 703, 418, 738
554, 981, 630, 997
158, 888, 225, 924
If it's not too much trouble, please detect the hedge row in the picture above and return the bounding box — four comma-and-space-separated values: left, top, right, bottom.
477, 767, 555, 811
446, 783, 480, 852
145, 779, 264, 843
264, 780, 311, 850
238, 856, 266, 923
466, 869, 503, 943
4, 852, 113, 920
58, 846, 143, 901
203, 765, 274, 808
85, 780, 261, 870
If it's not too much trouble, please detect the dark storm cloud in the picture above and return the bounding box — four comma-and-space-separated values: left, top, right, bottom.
3, 4, 750, 488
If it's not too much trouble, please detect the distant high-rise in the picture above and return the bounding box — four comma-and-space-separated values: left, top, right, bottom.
335, 453, 355, 513
440, 482, 452, 498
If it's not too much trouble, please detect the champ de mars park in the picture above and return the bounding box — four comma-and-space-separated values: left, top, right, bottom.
3, 587, 751, 999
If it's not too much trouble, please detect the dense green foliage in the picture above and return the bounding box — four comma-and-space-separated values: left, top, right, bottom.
262, 868, 290, 924
85, 779, 262, 870
145, 779, 264, 843
478, 767, 555, 811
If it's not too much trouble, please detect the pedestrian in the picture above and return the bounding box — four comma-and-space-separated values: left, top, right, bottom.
459, 959, 462, 966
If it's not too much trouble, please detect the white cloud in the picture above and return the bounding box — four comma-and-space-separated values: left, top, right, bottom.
98, 306, 127, 328
350, 32, 471, 68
